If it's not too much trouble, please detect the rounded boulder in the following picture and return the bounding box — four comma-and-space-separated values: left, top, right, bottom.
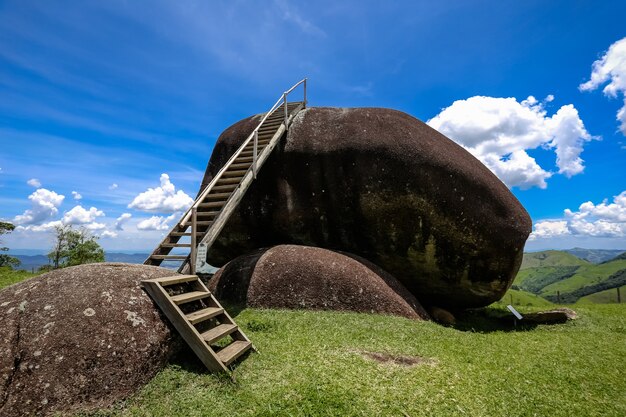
0, 263, 180, 417
202, 107, 531, 308
209, 245, 430, 320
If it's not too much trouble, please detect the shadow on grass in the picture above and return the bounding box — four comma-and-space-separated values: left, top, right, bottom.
453, 307, 539, 333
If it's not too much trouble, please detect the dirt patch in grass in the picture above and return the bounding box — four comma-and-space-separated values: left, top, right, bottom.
357, 350, 437, 367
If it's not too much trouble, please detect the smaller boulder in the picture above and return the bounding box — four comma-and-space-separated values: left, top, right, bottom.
0, 263, 181, 417
523, 308, 578, 324
209, 245, 429, 320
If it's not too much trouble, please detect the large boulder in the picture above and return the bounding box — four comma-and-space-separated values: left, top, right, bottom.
0, 263, 180, 417
202, 107, 532, 309
209, 245, 429, 320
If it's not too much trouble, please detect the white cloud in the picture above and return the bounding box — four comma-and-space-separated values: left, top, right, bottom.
528, 220, 569, 240
136, 213, 178, 231
115, 213, 132, 231
27, 178, 41, 188
16, 220, 63, 233
580, 37, 626, 135
530, 191, 626, 240
100, 230, 118, 238
128, 173, 194, 213
13, 188, 65, 225
71, 191, 82, 200
62, 205, 105, 225
427, 95, 595, 189
109, 183, 118, 190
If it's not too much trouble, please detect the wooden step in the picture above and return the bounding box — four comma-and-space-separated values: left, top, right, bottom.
150, 255, 188, 260
201, 323, 238, 344
217, 341, 252, 366
160, 243, 192, 248
170, 231, 205, 237
152, 275, 198, 286
229, 162, 251, 170
198, 201, 226, 209
171, 291, 210, 305
223, 170, 248, 178
206, 192, 231, 200
217, 176, 245, 184
186, 307, 224, 325
212, 184, 237, 192
196, 210, 220, 218
183, 220, 213, 227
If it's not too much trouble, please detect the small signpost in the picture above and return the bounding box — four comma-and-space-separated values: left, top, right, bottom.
507, 305, 523, 327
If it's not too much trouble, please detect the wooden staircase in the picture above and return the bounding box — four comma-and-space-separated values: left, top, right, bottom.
141, 80, 307, 373
142, 274, 254, 372
144, 100, 305, 273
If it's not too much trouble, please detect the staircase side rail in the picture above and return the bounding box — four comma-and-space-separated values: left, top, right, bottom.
178, 78, 307, 228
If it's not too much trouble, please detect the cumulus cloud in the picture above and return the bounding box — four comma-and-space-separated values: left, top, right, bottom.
13, 188, 65, 225
100, 230, 118, 238
115, 213, 132, 231
27, 178, 41, 188
109, 183, 118, 190
62, 205, 105, 225
528, 220, 570, 240
529, 191, 626, 240
71, 191, 82, 200
129, 174, 193, 213
137, 213, 178, 231
580, 37, 626, 135
428, 95, 595, 189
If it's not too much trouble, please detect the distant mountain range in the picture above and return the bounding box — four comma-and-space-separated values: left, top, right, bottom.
12, 253, 150, 272
514, 249, 626, 304
563, 248, 626, 264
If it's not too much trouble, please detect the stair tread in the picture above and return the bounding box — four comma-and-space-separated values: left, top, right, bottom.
201, 323, 238, 344
171, 291, 210, 304
151, 275, 197, 286
150, 255, 188, 260
186, 307, 224, 324
161, 243, 192, 248
217, 340, 252, 365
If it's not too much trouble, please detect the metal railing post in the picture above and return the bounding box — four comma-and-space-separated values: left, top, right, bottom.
283, 92, 288, 127
303, 78, 307, 108
191, 206, 197, 274
253, 130, 258, 179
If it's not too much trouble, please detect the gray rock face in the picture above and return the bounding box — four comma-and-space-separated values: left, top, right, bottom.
202, 107, 532, 309
0, 263, 180, 417
209, 245, 430, 320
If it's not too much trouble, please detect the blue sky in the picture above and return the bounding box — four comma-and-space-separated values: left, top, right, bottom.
1, 0, 625, 252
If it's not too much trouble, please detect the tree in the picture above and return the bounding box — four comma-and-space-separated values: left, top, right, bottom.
0, 221, 20, 269
48, 225, 104, 268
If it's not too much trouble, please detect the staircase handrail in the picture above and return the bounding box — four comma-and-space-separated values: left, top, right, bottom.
179, 78, 307, 227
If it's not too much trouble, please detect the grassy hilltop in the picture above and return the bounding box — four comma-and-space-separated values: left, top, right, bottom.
1, 261, 625, 416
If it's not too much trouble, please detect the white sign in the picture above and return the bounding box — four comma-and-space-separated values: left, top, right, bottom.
507, 305, 523, 320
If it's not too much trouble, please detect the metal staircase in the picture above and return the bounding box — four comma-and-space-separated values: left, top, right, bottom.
142, 79, 307, 372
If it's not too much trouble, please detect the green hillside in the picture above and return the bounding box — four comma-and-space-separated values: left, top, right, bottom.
577, 285, 625, 304
520, 250, 589, 269
540, 259, 626, 303
494, 288, 554, 307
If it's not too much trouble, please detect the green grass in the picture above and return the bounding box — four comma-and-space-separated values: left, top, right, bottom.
0, 266, 38, 289
80, 303, 626, 417
493, 288, 554, 307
